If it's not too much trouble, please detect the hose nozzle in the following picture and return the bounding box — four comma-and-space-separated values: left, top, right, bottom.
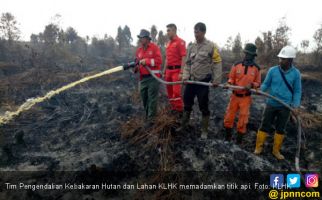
123, 61, 137, 70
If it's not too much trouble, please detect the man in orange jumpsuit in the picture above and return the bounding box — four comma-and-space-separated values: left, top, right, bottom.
223, 43, 261, 144
164, 23, 186, 115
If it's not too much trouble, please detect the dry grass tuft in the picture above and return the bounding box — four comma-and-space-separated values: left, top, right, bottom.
297, 111, 322, 129
121, 107, 185, 199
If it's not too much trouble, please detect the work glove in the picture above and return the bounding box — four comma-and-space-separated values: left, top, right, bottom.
181, 77, 188, 84
212, 81, 220, 87
223, 83, 230, 89
292, 108, 301, 115
139, 59, 146, 66
253, 88, 260, 94
178, 72, 183, 81
244, 83, 252, 90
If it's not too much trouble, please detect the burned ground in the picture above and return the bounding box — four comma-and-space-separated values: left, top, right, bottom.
0, 66, 321, 199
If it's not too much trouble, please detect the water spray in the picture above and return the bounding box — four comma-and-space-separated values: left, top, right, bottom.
0, 66, 124, 126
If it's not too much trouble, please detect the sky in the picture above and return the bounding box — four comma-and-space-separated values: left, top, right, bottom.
1, 0, 322, 49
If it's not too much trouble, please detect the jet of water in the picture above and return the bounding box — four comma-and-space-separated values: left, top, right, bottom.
0, 66, 124, 126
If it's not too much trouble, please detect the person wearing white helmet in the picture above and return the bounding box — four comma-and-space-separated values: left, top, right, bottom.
254, 46, 302, 160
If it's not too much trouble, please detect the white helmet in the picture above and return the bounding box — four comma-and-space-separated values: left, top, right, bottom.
277, 46, 296, 58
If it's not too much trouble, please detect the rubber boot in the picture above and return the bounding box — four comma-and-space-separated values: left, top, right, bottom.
272, 133, 285, 160
176, 111, 191, 132
201, 115, 209, 139
225, 128, 232, 141
254, 130, 268, 155
236, 132, 244, 144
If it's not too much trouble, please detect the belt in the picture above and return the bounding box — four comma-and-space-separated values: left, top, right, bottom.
189, 74, 212, 82
233, 91, 251, 97
167, 65, 181, 70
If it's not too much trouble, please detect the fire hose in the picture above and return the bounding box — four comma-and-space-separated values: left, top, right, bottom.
0, 63, 305, 180
140, 65, 303, 174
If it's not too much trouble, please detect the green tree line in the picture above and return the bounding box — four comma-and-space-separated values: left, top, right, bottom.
0, 12, 321, 73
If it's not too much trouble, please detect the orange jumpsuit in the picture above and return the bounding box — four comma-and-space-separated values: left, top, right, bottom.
224, 61, 261, 134
165, 36, 186, 112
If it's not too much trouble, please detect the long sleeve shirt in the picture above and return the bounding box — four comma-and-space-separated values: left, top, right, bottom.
135, 42, 162, 80
228, 61, 261, 94
261, 65, 302, 108
183, 39, 222, 82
